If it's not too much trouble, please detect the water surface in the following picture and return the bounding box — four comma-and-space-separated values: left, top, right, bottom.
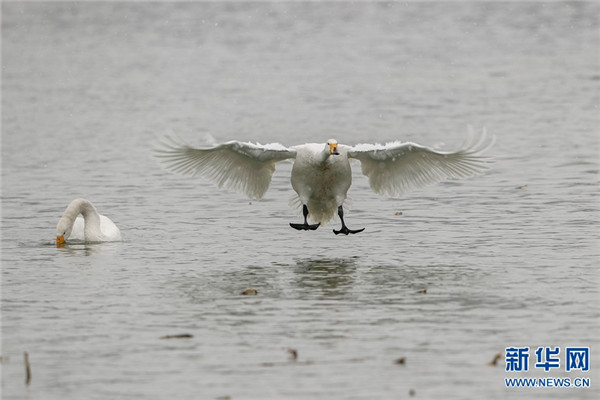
2, 2, 599, 399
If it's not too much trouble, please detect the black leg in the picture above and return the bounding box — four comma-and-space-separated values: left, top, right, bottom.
290, 205, 320, 231
333, 206, 365, 235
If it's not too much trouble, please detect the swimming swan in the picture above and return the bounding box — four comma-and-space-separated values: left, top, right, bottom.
56, 198, 121, 244
155, 133, 493, 235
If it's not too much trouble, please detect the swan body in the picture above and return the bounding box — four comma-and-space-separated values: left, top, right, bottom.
56, 198, 121, 244
290, 140, 352, 224
155, 132, 493, 234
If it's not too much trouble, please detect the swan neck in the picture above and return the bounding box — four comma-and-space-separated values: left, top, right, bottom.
62, 199, 103, 238
64, 198, 98, 218
318, 147, 332, 163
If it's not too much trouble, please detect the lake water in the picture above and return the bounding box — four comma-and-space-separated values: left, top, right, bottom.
1, 2, 599, 399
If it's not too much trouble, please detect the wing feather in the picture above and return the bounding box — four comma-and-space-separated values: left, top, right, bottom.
154, 136, 296, 199
347, 132, 494, 197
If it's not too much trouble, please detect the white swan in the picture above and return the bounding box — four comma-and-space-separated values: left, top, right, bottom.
155, 132, 493, 234
55, 198, 121, 244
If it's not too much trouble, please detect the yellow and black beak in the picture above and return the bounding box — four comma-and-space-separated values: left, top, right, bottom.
56, 235, 65, 245
329, 143, 339, 155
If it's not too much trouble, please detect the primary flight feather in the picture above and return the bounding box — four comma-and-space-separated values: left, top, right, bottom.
155, 132, 493, 234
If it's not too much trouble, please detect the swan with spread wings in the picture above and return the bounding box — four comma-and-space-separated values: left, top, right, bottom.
155, 132, 493, 235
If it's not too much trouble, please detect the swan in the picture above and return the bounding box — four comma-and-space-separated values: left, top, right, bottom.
155, 132, 494, 235
55, 198, 121, 244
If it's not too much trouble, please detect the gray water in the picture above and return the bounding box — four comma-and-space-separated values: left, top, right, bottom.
1, 2, 599, 399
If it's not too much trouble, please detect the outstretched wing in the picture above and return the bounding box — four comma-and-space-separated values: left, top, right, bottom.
347, 132, 494, 197
154, 136, 297, 199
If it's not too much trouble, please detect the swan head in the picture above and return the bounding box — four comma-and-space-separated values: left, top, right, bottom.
56, 217, 73, 244
327, 139, 339, 155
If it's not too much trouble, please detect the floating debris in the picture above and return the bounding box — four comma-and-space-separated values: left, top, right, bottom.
416, 289, 427, 294
241, 288, 258, 295
409, 388, 416, 396
394, 357, 406, 365
487, 352, 502, 366
394, 211, 403, 216
516, 184, 528, 189
160, 334, 194, 339
24, 352, 31, 385
286, 348, 298, 360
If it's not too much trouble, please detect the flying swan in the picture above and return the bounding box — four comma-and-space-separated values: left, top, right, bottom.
56, 198, 122, 244
155, 133, 493, 235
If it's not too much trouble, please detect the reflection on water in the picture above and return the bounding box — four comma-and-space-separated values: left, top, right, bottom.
54, 242, 120, 257
175, 258, 360, 305
293, 257, 359, 299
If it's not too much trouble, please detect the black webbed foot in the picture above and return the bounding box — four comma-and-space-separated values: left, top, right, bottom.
333, 226, 365, 235
333, 205, 364, 235
290, 204, 320, 231
290, 222, 321, 231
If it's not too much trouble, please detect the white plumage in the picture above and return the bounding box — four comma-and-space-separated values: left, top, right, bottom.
56, 198, 121, 244
155, 132, 493, 234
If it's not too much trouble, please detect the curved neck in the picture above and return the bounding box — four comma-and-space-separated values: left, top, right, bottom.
63, 199, 103, 238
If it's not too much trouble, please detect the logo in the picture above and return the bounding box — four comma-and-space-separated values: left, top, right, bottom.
504, 346, 591, 389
